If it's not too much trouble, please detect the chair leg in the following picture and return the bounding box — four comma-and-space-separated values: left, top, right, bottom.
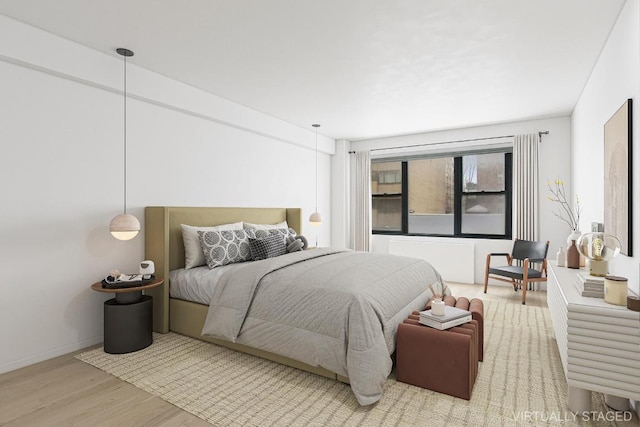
484, 255, 490, 294
522, 259, 530, 305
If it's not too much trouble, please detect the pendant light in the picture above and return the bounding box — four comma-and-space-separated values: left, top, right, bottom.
309, 124, 323, 226
109, 48, 140, 240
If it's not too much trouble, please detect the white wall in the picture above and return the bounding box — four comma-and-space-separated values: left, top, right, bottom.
339, 116, 571, 284
572, 1, 640, 415
0, 15, 334, 374
572, 0, 640, 294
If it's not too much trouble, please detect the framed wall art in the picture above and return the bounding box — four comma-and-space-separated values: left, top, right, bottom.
603, 98, 632, 256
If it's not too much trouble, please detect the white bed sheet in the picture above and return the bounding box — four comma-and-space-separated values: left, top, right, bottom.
169, 263, 246, 304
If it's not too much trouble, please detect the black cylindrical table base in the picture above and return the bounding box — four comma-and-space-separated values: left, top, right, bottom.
104, 295, 153, 354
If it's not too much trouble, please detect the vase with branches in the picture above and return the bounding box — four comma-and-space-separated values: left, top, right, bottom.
547, 179, 582, 243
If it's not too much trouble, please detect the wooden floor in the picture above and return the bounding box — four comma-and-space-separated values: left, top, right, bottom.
0, 284, 546, 426
0, 346, 211, 427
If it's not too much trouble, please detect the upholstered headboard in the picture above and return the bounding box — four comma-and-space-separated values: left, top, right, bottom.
145, 206, 302, 332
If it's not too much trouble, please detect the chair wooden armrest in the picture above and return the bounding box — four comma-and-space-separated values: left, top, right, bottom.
523, 258, 547, 274
485, 252, 512, 267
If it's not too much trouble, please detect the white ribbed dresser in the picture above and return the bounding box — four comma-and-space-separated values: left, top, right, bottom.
547, 261, 640, 413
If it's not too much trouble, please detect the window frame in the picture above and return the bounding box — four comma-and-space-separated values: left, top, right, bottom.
371, 150, 512, 239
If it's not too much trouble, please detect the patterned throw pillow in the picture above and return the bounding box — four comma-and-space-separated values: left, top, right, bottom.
181, 222, 243, 269
248, 234, 287, 261
198, 229, 254, 269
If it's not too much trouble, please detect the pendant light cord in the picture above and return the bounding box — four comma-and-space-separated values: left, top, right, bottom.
123, 53, 128, 214
314, 126, 318, 212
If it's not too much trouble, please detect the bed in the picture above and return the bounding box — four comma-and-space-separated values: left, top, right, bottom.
144, 206, 447, 405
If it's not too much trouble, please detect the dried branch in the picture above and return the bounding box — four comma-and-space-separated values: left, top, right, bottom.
547, 179, 581, 231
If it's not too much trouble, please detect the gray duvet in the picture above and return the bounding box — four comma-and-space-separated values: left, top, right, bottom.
201, 248, 446, 405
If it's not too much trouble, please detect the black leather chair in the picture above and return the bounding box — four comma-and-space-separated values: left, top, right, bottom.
483, 239, 549, 305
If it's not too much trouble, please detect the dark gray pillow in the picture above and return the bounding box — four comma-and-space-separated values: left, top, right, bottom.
249, 234, 287, 261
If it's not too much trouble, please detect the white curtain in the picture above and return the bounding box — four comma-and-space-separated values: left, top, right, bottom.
512, 133, 539, 241
351, 150, 371, 251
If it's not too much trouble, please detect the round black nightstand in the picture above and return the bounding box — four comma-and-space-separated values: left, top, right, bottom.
91, 278, 164, 354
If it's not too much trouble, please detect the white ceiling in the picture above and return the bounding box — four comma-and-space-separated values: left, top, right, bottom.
0, 0, 626, 140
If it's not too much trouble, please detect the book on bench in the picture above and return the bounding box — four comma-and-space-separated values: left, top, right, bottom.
418, 306, 472, 330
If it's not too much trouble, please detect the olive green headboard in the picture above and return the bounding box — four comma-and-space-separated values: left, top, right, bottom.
145, 206, 302, 333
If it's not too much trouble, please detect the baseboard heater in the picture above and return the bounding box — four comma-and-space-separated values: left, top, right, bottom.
389, 240, 475, 284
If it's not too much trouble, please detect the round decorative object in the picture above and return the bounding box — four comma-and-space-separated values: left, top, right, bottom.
577, 233, 621, 261
604, 275, 628, 306
109, 213, 140, 240
309, 211, 323, 225
577, 233, 621, 277
431, 298, 445, 315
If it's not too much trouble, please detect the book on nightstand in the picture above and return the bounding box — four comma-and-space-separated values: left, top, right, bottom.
418, 306, 472, 330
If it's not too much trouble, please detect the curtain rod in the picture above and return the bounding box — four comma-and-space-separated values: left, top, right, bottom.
348, 130, 549, 153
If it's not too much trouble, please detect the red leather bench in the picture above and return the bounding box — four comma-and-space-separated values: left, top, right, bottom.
396, 297, 484, 400
431, 296, 484, 361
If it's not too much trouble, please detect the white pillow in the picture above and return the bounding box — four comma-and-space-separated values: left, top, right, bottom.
243, 221, 289, 230
181, 222, 243, 269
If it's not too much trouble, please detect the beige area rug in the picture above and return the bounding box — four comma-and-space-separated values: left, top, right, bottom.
77, 301, 623, 426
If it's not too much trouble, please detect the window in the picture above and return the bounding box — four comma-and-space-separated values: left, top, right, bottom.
408, 158, 454, 234
372, 161, 403, 232
460, 153, 508, 235
372, 151, 512, 238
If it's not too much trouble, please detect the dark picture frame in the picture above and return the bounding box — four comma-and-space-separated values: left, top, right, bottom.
604, 99, 632, 256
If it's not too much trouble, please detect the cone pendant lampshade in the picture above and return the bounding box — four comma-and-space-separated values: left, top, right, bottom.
309, 124, 322, 226
109, 48, 140, 240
